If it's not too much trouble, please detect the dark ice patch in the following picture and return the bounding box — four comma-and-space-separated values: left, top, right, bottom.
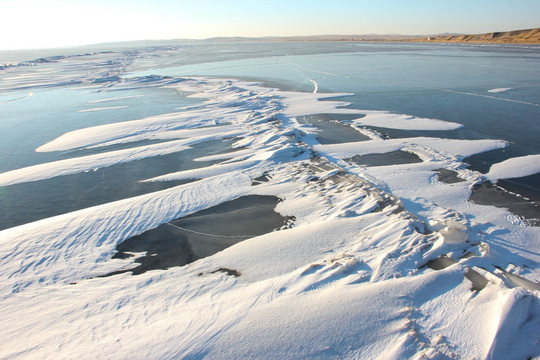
348, 150, 423, 167
105, 195, 292, 276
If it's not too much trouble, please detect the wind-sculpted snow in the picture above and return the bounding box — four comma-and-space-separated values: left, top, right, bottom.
350, 111, 463, 130
77, 105, 128, 112
486, 154, 540, 181
0, 134, 238, 186
35, 109, 244, 152
143, 152, 267, 182
0, 75, 539, 360
315, 137, 507, 160
1, 170, 255, 292
0, 51, 130, 92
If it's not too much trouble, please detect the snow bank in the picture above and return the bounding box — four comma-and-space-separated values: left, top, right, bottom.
144, 158, 260, 182
315, 137, 507, 160
0, 136, 222, 186
351, 111, 463, 130
36, 108, 239, 152
486, 154, 540, 181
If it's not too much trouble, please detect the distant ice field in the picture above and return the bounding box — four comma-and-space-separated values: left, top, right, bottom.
1, 40, 539, 243
130, 42, 540, 196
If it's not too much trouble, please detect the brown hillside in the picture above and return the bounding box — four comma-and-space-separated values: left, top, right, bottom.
416, 28, 540, 44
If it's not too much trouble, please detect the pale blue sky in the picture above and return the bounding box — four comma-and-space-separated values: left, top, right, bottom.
1, 0, 539, 49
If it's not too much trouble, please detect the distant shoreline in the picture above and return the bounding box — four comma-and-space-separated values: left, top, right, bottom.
409, 27, 540, 44
2, 28, 539, 53
202, 28, 540, 45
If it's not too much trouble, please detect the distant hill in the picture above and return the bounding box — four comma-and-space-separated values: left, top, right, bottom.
203, 29, 540, 44
85, 29, 540, 50
415, 28, 540, 44
204, 34, 423, 42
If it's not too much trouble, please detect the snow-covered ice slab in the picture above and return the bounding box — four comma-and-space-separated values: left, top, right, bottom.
315, 137, 507, 160
350, 111, 463, 130
0, 133, 239, 186
486, 154, 540, 181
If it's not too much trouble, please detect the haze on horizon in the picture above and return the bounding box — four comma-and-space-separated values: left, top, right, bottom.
2, 0, 540, 50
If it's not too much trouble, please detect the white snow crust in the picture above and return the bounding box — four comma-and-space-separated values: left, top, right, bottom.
0, 132, 239, 186
78, 106, 128, 112
315, 137, 507, 160
1, 76, 539, 360
351, 111, 463, 130
486, 154, 540, 181
488, 88, 513, 93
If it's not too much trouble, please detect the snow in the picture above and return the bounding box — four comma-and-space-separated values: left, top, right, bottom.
0, 170, 255, 291
486, 154, 540, 181
0, 134, 236, 186
144, 156, 259, 182
440, 219, 468, 243
351, 111, 463, 130
488, 88, 513, 93
78, 106, 128, 112
88, 95, 144, 103
0, 74, 539, 360
315, 137, 507, 160
35, 108, 242, 152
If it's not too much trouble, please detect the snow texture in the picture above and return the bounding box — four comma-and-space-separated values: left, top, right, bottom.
351, 111, 463, 130
0, 73, 539, 360
488, 88, 513, 93
486, 154, 540, 181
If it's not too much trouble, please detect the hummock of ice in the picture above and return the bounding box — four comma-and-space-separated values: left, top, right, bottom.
1, 76, 539, 360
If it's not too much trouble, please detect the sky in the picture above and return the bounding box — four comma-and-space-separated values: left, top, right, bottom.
1, 0, 539, 50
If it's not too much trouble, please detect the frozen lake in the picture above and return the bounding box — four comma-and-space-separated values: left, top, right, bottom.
1, 41, 539, 359
1, 42, 539, 230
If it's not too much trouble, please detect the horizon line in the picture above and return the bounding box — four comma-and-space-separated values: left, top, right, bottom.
1, 27, 539, 52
